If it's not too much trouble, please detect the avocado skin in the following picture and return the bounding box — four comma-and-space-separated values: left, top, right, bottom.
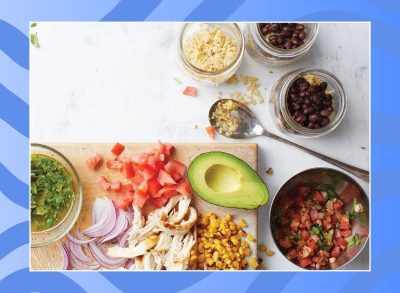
188, 151, 269, 209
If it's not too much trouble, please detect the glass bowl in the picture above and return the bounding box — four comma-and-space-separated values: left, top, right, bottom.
270, 168, 369, 270
246, 23, 319, 65
30, 143, 82, 247
178, 22, 245, 84
270, 68, 347, 138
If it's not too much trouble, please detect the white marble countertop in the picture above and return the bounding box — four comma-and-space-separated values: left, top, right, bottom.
30, 22, 370, 270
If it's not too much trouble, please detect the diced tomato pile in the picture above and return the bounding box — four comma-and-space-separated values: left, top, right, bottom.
89, 141, 191, 209
273, 184, 359, 270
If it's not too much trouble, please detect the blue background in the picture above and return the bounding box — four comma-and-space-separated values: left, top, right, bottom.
0, 0, 396, 292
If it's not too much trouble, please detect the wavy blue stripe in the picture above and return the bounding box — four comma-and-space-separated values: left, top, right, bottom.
0, 244, 28, 281
102, 0, 162, 21
0, 162, 28, 208
185, 0, 245, 20
0, 51, 28, 103
146, 0, 204, 21
0, 119, 28, 184
101, 272, 210, 292
0, 268, 85, 292
0, 83, 29, 137
0, 20, 28, 69
180, 272, 258, 293
341, 245, 400, 291
0, 222, 28, 261
0, 191, 27, 234
246, 273, 296, 292
63, 272, 123, 293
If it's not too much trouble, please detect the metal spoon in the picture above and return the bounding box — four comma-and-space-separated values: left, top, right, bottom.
209, 99, 369, 182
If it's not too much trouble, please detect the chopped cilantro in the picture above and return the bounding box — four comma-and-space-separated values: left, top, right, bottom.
31, 154, 74, 231
310, 224, 322, 235
348, 233, 361, 247
315, 184, 337, 200
348, 198, 358, 220
30, 32, 40, 48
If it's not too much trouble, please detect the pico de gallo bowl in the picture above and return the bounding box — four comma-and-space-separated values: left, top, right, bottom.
270, 168, 369, 270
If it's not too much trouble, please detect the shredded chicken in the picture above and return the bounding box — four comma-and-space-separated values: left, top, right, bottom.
107, 194, 197, 270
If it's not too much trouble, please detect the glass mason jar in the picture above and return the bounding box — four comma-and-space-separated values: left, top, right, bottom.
270, 68, 347, 138
178, 23, 245, 84
245, 23, 319, 65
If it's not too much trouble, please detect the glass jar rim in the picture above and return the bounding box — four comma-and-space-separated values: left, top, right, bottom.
279, 68, 347, 137
178, 23, 245, 77
250, 23, 319, 59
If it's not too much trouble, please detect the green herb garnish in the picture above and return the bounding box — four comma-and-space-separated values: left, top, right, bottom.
348, 233, 361, 247
347, 198, 358, 220
31, 22, 37, 28
31, 154, 74, 231
315, 184, 337, 200
310, 224, 322, 235
30, 32, 40, 48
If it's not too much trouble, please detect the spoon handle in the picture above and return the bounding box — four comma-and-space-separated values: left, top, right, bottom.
263, 131, 369, 183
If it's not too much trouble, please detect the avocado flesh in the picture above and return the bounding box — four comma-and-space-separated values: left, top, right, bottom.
188, 152, 269, 209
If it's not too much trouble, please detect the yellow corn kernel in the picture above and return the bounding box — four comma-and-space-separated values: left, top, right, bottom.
231, 246, 238, 253
210, 218, 219, 228
241, 240, 249, 248
245, 248, 251, 256
216, 244, 223, 253
266, 249, 275, 256
204, 242, 211, 249
224, 259, 232, 265
234, 252, 240, 258
238, 219, 247, 228
232, 261, 240, 270
205, 212, 213, 218
230, 236, 239, 245
249, 257, 259, 269
198, 255, 206, 263
198, 246, 205, 253
246, 234, 256, 242
216, 260, 223, 269
206, 258, 214, 266
212, 251, 219, 261
229, 252, 235, 259
224, 214, 232, 221
239, 247, 244, 255
238, 230, 245, 237
229, 224, 237, 231
190, 255, 197, 261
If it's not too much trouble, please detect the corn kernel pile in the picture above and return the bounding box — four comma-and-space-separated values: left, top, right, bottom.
189, 212, 258, 270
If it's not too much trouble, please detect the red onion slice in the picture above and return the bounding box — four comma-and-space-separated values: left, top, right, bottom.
67, 230, 95, 245
101, 209, 129, 244
88, 241, 126, 269
119, 226, 132, 247
84, 197, 117, 238
68, 240, 93, 263
70, 253, 100, 270
57, 241, 69, 270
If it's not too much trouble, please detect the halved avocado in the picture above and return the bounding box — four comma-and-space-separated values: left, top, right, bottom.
188, 151, 269, 209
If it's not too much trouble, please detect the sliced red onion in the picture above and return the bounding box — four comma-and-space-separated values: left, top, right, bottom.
70, 253, 100, 270
125, 259, 134, 269
88, 241, 126, 269
84, 197, 117, 238
119, 226, 132, 247
67, 230, 95, 245
101, 209, 129, 244
68, 240, 93, 263
57, 241, 69, 270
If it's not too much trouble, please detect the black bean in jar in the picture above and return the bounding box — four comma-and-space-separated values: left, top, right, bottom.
286, 76, 335, 129
258, 23, 308, 49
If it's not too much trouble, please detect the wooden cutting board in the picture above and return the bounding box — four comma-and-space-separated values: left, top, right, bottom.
31, 143, 258, 270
